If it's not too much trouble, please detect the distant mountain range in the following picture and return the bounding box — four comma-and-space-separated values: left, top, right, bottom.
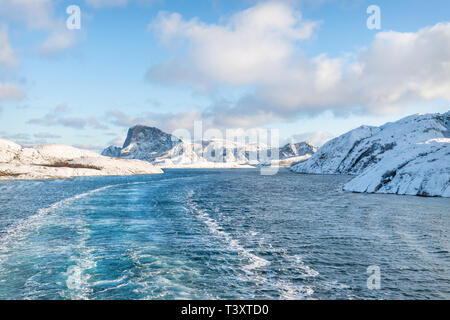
1, 111, 448, 197
102, 125, 316, 168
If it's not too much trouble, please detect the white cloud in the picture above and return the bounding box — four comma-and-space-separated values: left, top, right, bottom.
0, 28, 20, 68
0, 83, 25, 100
262, 22, 450, 115
149, 1, 318, 87
0, 0, 81, 55
39, 21, 79, 56
352, 23, 450, 113
149, 2, 450, 126
0, 0, 54, 30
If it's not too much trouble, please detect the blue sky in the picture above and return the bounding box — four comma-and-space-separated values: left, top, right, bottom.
0, 0, 449, 151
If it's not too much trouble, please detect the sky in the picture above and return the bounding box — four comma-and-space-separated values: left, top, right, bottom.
0, 0, 449, 151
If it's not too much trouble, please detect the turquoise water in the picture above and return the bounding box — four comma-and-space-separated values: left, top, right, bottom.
0, 169, 449, 300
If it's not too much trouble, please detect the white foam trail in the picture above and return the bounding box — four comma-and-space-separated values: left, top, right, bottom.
274, 255, 319, 300
0, 175, 202, 298
60, 220, 98, 300
91, 274, 128, 287
185, 190, 270, 274
278, 281, 315, 300
184, 190, 321, 299
127, 248, 199, 300
0, 175, 197, 248
290, 254, 320, 278
0, 184, 114, 258
63, 255, 96, 300
0, 178, 171, 254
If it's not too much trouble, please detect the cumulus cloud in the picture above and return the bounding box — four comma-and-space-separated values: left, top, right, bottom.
148, 1, 318, 89
349, 24, 450, 113
261, 22, 450, 116
148, 2, 450, 126
28, 104, 109, 130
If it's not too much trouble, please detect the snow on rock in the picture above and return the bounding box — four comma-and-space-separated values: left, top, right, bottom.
101, 145, 122, 158
0, 140, 163, 180
102, 125, 316, 168
344, 138, 450, 197
0, 139, 22, 163
291, 111, 450, 197
291, 125, 381, 174
275, 142, 317, 167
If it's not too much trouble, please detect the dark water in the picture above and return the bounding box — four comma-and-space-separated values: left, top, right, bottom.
0, 169, 449, 300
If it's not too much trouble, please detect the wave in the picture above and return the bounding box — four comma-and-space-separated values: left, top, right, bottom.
60, 223, 97, 300
0, 184, 116, 257
289, 254, 320, 278
185, 190, 270, 274
184, 190, 318, 299
126, 248, 202, 300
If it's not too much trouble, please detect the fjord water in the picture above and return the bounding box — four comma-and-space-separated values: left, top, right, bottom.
0, 169, 449, 300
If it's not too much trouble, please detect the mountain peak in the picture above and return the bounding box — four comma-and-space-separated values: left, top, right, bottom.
123, 125, 181, 149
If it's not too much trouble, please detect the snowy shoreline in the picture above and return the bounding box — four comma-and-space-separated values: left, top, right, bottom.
0, 139, 163, 181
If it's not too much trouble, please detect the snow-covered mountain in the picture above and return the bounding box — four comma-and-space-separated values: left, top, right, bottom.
0, 139, 163, 180
102, 125, 316, 168
279, 142, 316, 159
291, 111, 450, 197
270, 142, 317, 167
